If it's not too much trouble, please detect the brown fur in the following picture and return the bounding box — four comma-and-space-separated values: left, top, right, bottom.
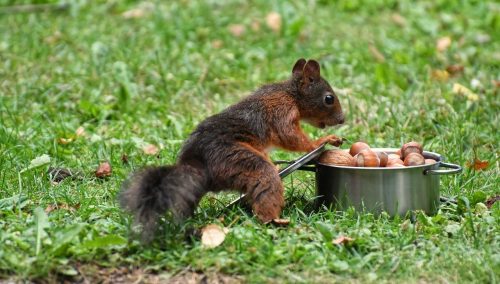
119, 59, 345, 241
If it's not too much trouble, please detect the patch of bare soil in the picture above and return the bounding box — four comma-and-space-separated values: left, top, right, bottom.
74, 265, 242, 284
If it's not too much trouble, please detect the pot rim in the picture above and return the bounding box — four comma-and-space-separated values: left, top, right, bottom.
317, 147, 443, 170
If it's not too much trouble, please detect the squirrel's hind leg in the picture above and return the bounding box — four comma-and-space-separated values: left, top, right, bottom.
210, 144, 284, 223
248, 173, 284, 223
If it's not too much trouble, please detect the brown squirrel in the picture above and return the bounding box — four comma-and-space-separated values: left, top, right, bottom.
120, 58, 344, 240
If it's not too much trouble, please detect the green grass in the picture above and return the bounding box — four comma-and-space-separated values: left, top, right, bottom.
1, 0, 499, 282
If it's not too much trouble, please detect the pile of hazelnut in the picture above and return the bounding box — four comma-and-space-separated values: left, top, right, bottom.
319, 141, 438, 168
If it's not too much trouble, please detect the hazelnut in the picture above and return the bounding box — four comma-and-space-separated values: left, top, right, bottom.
388, 153, 401, 160
377, 151, 389, 167
349, 142, 370, 156
404, 153, 425, 166
387, 158, 404, 165
356, 149, 380, 167
425, 159, 437, 165
386, 159, 405, 168
318, 150, 356, 167
400, 141, 423, 160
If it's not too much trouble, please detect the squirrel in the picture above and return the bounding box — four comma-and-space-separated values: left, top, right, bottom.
119, 58, 345, 241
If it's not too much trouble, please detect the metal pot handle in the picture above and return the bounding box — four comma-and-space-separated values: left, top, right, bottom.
225, 143, 326, 209
424, 162, 462, 175
277, 142, 326, 178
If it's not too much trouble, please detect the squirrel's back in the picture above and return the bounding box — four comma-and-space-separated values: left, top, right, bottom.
178, 81, 297, 162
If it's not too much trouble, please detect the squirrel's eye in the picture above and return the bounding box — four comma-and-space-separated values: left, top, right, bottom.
324, 95, 335, 105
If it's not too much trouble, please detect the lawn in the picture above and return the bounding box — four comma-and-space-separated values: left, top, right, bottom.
0, 0, 499, 283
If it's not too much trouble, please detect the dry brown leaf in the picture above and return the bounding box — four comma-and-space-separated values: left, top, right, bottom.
122, 2, 154, 19
266, 12, 282, 33
45, 203, 79, 213
121, 154, 129, 164
391, 13, 406, 27
142, 144, 159, 155
251, 20, 261, 32
466, 159, 489, 171
122, 8, 147, 19
45, 204, 57, 213
446, 65, 464, 76
452, 83, 479, 101
332, 235, 354, 245
431, 70, 449, 82
95, 161, 112, 178
272, 218, 290, 226
369, 45, 385, 62
492, 80, 500, 88
211, 40, 223, 49
44, 31, 62, 44
228, 24, 245, 37
485, 195, 500, 209
436, 36, 452, 52
201, 224, 228, 248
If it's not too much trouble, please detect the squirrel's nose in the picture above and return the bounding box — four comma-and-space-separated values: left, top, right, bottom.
337, 116, 345, 124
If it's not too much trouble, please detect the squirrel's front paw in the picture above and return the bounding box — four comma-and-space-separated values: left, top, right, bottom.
323, 135, 343, 147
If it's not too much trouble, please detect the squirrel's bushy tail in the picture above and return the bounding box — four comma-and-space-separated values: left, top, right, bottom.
119, 163, 207, 241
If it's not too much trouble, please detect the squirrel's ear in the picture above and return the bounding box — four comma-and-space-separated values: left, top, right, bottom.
303, 60, 320, 81
292, 58, 307, 76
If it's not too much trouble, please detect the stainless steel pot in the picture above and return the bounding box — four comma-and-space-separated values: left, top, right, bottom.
312, 148, 461, 216
227, 144, 462, 216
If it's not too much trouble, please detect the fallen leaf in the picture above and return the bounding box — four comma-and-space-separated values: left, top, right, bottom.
466, 158, 489, 171
266, 12, 282, 33
431, 69, 449, 81
201, 224, 228, 248
400, 219, 412, 231
485, 195, 500, 209
142, 144, 159, 155
45, 204, 57, 213
452, 83, 479, 102
250, 20, 261, 31
228, 24, 245, 37
211, 39, 223, 49
75, 126, 86, 137
332, 235, 354, 245
21, 154, 51, 173
272, 218, 290, 226
44, 31, 62, 44
391, 13, 406, 27
45, 203, 79, 213
123, 8, 144, 19
58, 137, 74, 145
446, 65, 464, 76
494, 80, 500, 88
95, 161, 112, 178
121, 2, 154, 19
436, 36, 452, 52
121, 154, 129, 164
369, 45, 385, 62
